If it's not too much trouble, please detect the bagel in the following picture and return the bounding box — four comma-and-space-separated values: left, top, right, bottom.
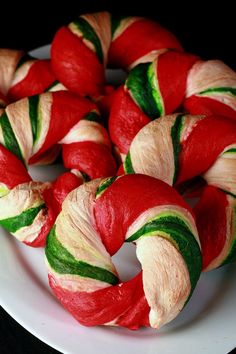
45, 174, 201, 329
0, 91, 116, 246
124, 114, 236, 270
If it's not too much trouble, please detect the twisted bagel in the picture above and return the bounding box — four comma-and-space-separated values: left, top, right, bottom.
0, 91, 117, 246
124, 114, 236, 270
51, 12, 182, 97
0, 90, 116, 174
45, 174, 201, 329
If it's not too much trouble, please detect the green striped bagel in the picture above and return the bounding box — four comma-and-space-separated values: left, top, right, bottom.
0, 91, 116, 246
0, 91, 116, 172
124, 113, 236, 271
46, 174, 201, 329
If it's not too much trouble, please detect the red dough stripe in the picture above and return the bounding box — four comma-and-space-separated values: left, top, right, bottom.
184, 95, 236, 120
49, 272, 150, 329
109, 86, 150, 154
63, 141, 117, 179
194, 186, 228, 270
0, 145, 31, 189
44, 172, 83, 216
8, 60, 56, 102
93, 174, 192, 255
178, 115, 236, 184
158, 52, 199, 114
51, 27, 105, 97
108, 18, 182, 68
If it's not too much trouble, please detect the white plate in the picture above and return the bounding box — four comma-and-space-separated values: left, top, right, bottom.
0, 46, 236, 354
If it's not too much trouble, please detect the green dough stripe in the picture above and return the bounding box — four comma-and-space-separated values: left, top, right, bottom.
46, 226, 119, 285
0, 204, 45, 233
126, 62, 163, 119
171, 114, 184, 184
72, 18, 103, 63
147, 61, 164, 116
220, 189, 236, 199
80, 171, 90, 182
0, 112, 24, 162
45, 80, 60, 92
96, 176, 118, 198
28, 95, 39, 143
126, 214, 202, 294
124, 152, 135, 174
84, 111, 101, 123
111, 15, 128, 37
224, 148, 236, 154
199, 87, 236, 96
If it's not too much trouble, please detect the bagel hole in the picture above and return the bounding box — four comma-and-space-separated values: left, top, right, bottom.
112, 243, 141, 282
31, 163, 141, 283
185, 197, 199, 208
29, 164, 66, 182
106, 69, 127, 85
176, 176, 206, 208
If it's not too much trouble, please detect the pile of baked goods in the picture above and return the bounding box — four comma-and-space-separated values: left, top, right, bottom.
0, 12, 236, 330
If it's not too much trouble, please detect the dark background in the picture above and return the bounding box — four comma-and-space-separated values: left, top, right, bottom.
0, 1, 235, 353
0, 1, 235, 70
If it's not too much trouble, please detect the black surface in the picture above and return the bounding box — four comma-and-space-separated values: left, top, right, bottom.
0, 306, 60, 354
0, 1, 235, 353
0, 1, 235, 70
